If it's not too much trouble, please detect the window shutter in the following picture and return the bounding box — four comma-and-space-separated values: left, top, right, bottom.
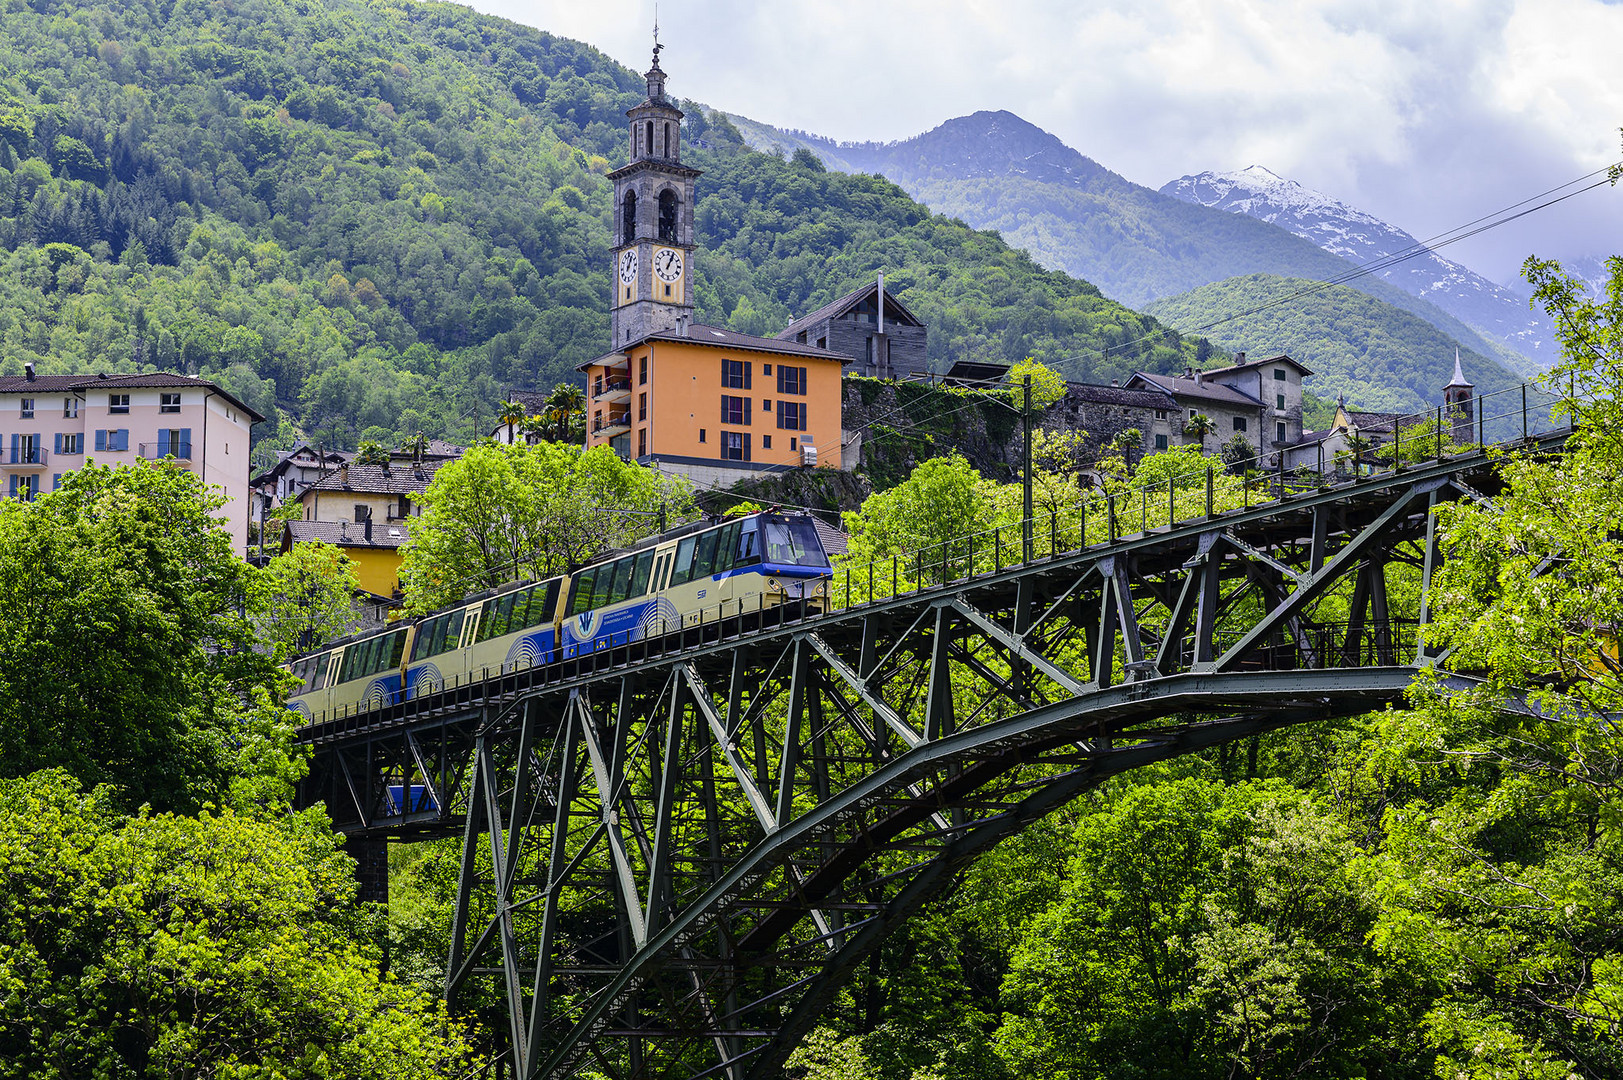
95, 429, 106, 452
157, 429, 169, 456
743, 433, 751, 461
53, 433, 61, 454
117, 429, 128, 451
180, 428, 191, 457
744, 397, 751, 425
8, 434, 16, 462
721, 396, 727, 423
744, 362, 752, 390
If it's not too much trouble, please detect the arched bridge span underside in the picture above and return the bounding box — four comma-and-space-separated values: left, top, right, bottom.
296, 441, 1554, 1080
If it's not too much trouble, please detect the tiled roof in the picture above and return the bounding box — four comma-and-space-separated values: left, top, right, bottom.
283, 517, 412, 550
778, 281, 924, 342
1211, 352, 1314, 377
249, 442, 352, 487
579, 324, 838, 371
0, 370, 266, 421
1127, 372, 1263, 409
1344, 410, 1403, 432
301, 459, 448, 497
812, 517, 848, 558
1066, 382, 1175, 409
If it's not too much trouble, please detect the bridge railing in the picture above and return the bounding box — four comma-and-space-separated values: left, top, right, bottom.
298, 381, 1568, 733
827, 377, 1573, 611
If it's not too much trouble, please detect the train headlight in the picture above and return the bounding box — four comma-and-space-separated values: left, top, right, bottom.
768, 578, 783, 592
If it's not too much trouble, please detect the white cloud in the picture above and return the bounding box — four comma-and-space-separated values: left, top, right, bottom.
471, 0, 1623, 283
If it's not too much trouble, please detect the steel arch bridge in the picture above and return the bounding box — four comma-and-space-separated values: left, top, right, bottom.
294, 431, 1562, 1080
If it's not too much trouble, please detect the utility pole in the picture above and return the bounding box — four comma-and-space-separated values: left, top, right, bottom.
1022, 374, 1033, 563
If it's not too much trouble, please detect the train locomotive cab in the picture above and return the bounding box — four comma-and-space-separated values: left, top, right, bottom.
560, 512, 831, 657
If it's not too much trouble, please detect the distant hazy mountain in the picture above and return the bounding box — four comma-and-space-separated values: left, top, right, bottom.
729, 110, 1532, 380
1145, 274, 1523, 414
1161, 167, 1552, 374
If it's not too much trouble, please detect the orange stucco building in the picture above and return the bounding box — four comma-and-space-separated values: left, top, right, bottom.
579, 44, 843, 484
581, 327, 842, 479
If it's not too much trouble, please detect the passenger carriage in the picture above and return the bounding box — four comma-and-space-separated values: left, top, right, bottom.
284, 511, 832, 723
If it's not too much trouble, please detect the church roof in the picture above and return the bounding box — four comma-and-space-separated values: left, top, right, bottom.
777, 281, 924, 343
1446, 349, 1473, 388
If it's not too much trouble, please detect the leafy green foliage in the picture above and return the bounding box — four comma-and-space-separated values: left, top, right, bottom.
0, 463, 282, 812
249, 537, 362, 659
399, 441, 695, 614
0, 770, 471, 1078
0, 0, 1205, 468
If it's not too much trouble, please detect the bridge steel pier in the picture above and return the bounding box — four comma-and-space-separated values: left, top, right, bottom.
296, 440, 1554, 1080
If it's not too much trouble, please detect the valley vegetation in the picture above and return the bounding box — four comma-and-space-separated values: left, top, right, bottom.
0, 0, 1206, 465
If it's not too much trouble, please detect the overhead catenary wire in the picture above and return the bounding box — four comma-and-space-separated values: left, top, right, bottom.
1042, 162, 1623, 372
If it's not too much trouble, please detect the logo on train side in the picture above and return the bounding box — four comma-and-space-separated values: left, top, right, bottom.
574, 609, 598, 638
412, 662, 444, 695
363, 677, 393, 708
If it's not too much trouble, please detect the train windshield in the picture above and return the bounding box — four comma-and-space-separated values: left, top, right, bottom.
761, 516, 829, 568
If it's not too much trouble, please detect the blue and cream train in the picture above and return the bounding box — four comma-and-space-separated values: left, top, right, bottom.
284, 511, 832, 722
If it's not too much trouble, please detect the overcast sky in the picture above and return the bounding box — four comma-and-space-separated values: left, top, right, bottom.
467, 0, 1622, 288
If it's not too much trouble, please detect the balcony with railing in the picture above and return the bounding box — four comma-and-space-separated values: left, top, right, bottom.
592, 376, 632, 403
3, 446, 46, 468
591, 410, 632, 440
139, 442, 193, 461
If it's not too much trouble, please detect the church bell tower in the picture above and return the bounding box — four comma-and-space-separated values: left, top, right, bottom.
608, 36, 701, 348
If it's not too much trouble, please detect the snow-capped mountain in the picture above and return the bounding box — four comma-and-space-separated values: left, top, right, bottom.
1161, 166, 1552, 373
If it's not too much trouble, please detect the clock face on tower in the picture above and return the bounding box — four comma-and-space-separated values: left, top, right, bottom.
653, 247, 684, 283
617, 249, 638, 285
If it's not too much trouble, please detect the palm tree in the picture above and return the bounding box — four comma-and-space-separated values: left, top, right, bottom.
546, 382, 587, 442
1183, 413, 1215, 445
404, 431, 428, 462
355, 440, 391, 467
518, 415, 550, 446
498, 399, 527, 443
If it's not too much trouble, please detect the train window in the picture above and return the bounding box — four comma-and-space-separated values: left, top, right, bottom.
491, 592, 518, 639
693, 530, 719, 580
737, 520, 760, 566
763, 518, 829, 567
630, 550, 654, 597
387, 631, 406, 668
568, 569, 594, 616
715, 522, 741, 573
670, 536, 698, 586
605, 558, 632, 605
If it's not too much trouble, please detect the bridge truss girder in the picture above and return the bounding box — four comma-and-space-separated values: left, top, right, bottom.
294, 453, 1525, 1079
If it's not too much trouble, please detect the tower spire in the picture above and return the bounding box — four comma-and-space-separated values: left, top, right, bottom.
1446, 347, 1471, 388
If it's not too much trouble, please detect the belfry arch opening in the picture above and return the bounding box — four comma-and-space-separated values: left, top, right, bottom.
658, 190, 678, 243
622, 190, 638, 245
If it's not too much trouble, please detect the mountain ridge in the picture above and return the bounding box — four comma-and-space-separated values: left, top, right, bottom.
1161, 166, 1553, 373
727, 109, 1542, 379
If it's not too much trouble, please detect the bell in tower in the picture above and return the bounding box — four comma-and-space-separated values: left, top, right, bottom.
607, 32, 702, 348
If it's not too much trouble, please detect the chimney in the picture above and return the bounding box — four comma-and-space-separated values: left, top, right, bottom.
364, 517, 372, 542
1235, 351, 1245, 364
339, 464, 349, 486
1193, 371, 1203, 385
876, 271, 885, 336
23, 362, 34, 382
1111, 379, 1119, 387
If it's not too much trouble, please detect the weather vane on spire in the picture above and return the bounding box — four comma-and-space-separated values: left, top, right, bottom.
652, 6, 663, 66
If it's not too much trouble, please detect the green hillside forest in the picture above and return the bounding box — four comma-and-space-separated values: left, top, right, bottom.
1147, 274, 1523, 413
0, 0, 1206, 463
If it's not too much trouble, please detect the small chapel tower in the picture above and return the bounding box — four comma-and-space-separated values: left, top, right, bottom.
1444, 348, 1474, 445
608, 32, 702, 348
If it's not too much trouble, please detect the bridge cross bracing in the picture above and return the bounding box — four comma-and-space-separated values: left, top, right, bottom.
295, 414, 1569, 1080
